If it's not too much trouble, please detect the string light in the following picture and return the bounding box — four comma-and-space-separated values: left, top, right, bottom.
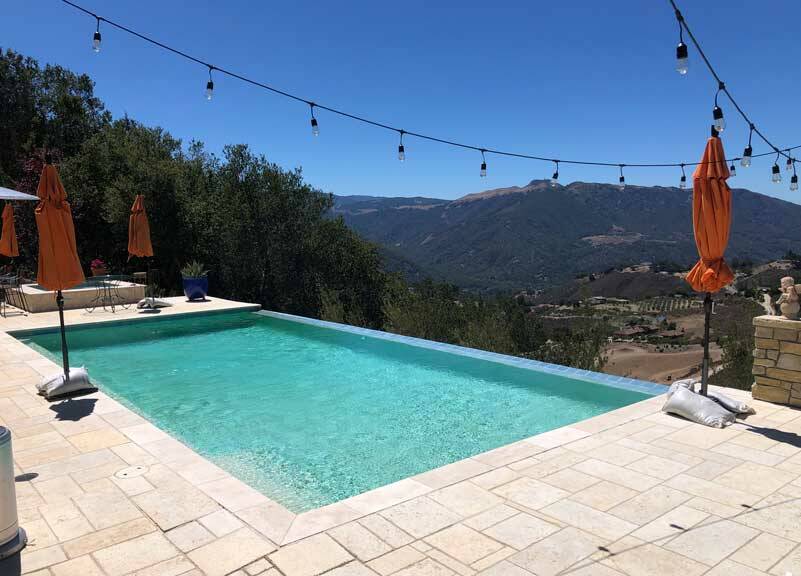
712, 82, 725, 132
60, 0, 801, 186
772, 152, 782, 183
786, 155, 793, 172
398, 130, 405, 162
92, 17, 101, 52
309, 103, 319, 136
480, 150, 487, 178
741, 125, 754, 167
791, 161, 798, 191
729, 163, 736, 177
679, 164, 687, 188
674, 10, 688, 75
205, 66, 214, 101
618, 165, 626, 190
551, 161, 559, 187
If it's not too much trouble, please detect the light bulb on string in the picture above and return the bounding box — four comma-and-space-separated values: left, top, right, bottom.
729, 163, 736, 177
679, 164, 687, 189
772, 152, 782, 183
205, 66, 214, 101
741, 124, 754, 167
618, 165, 626, 191
675, 11, 688, 75
712, 83, 725, 132
397, 131, 405, 162
309, 103, 319, 137
791, 160, 798, 191
92, 17, 101, 53
551, 161, 559, 187
479, 150, 487, 178
786, 155, 793, 172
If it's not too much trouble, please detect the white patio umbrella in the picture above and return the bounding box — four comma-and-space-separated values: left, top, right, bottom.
0, 187, 39, 201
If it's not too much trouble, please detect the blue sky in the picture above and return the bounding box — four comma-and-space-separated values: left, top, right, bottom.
3, 0, 800, 202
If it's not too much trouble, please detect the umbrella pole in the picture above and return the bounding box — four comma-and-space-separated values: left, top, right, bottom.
56, 290, 70, 383
147, 259, 154, 307
700, 291, 712, 396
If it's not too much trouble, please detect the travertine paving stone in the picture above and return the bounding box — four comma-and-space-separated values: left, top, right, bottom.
428, 482, 502, 517
51, 554, 104, 576
598, 536, 708, 576
424, 524, 503, 565
664, 518, 760, 565
508, 527, 603, 576
569, 480, 637, 511
462, 505, 519, 532
730, 531, 797, 572
393, 558, 454, 576
482, 512, 560, 550
491, 477, 569, 510
629, 504, 709, 543
380, 497, 462, 539
329, 522, 393, 562
367, 546, 426, 576
541, 499, 638, 541
165, 521, 216, 552
189, 527, 276, 576
269, 533, 352, 576
91, 532, 179, 576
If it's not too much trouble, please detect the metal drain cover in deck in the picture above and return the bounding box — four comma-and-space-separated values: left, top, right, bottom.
114, 465, 148, 479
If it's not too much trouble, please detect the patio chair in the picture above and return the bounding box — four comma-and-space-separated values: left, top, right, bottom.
0, 276, 29, 317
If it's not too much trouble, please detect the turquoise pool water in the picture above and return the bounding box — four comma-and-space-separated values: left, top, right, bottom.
19, 311, 652, 512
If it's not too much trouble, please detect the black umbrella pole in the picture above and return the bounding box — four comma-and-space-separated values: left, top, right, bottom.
700, 292, 712, 396
56, 290, 70, 383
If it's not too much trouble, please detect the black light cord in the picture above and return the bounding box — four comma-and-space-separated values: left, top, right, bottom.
670, 0, 793, 163
60, 0, 799, 172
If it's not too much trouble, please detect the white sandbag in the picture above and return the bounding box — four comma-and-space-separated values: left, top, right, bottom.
708, 391, 755, 415
137, 298, 172, 309
662, 386, 736, 428
667, 378, 696, 398
37, 370, 63, 393
40, 367, 93, 399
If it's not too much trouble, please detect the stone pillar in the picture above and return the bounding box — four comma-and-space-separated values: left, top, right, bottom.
752, 315, 801, 406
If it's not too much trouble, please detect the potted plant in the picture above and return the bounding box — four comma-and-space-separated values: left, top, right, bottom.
90, 258, 108, 276
181, 261, 209, 301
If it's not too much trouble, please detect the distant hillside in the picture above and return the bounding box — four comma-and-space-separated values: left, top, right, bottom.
333, 180, 801, 291
535, 270, 694, 304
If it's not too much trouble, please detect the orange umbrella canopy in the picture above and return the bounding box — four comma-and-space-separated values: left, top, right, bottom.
686, 136, 734, 293
0, 203, 19, 257
128, 194, 154, 258
35, 164, 85, 291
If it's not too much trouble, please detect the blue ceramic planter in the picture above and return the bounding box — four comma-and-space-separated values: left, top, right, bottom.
182, 276, 208, 301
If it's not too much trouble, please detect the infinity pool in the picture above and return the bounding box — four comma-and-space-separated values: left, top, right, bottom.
18, 311, 655, 512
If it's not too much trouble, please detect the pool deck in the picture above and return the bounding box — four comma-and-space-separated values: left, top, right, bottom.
0, 299, 800, 576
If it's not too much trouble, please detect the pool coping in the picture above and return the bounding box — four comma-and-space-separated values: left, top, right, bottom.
257, 310, 666, 397
8, 304, 261, 337
4, 302, 670, 550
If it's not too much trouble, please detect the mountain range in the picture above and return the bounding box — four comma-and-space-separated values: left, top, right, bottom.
332, 180, 801, 291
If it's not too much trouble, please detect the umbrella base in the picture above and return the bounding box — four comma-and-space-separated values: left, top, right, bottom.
0, 528, 27, 560
38, 368, 92, 400
138, 306, 161, 314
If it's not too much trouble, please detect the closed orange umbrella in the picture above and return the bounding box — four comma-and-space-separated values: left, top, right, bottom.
35, 165, 85, 291
686, 136, 734, 293
0, 203, 19, 257
35, 164, 85, 384
127, 194, 153, 259
686, 135, 733, 395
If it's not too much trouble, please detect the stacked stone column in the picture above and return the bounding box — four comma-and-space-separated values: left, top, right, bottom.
752, 315, 801, 406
